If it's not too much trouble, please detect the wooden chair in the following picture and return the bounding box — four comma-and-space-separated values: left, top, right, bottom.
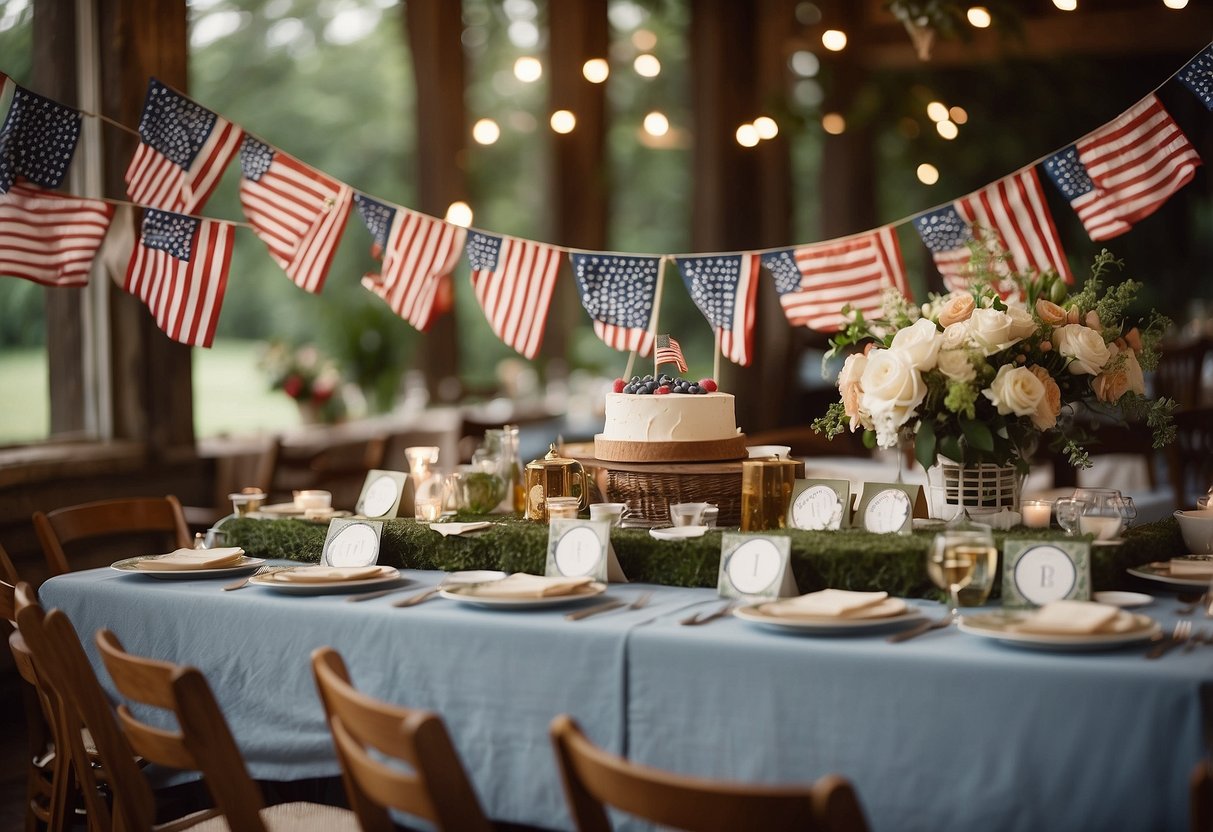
0, 539, 20, 585
33, 496, 192, 577
13, 585, 355, 831
1192, 758, 1213, 832
1155, 337, 1211, 410
1168, 408, 1213, 509
310, 646, 492, 832
549, 714, 870, 832
255, 435, 387, 508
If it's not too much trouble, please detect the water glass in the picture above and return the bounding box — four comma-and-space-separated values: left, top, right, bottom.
702, 505, 719, 528
1078, 498, 1125, 541
1055, 498, 1082, 535
928, 525, 996, 618
590, 502, 628, 527
670, 502, 709, 527
546, 497, 580, 521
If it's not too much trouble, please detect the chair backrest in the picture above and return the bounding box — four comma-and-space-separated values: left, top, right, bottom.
1169, 407, 1213, 509
1155, 337, 1211, 409
257, 436, 388, 508
0, 540, 20, 586
33, 495, 192, 576
310, 646, 491, 832
95, 629, 269, 832
549, 714, 869, 832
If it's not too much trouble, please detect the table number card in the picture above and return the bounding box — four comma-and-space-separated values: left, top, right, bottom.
717, 533, 797, 601
355, 469, 408, 519
546, 518, 626, 583
855, 483, 925, 534
1002, 539, 1091, 608
320, 519, 384, 568
789, 479, 851, 530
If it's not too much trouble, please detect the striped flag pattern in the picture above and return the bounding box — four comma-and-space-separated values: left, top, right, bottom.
674, 253, 761, 366
915, 168, 1070, 291
0, 183, 114, 287
0, 84, 82, 194
123, 208, 234, 348
655, 334, 687, 373
355, 194, 466, 331
467, 231, 562, 359
569, 252, 661, 355
761, 227, 909, 332
124, 79, 242, 214
238, 136, 352, 294
1042, 146, 1131, 241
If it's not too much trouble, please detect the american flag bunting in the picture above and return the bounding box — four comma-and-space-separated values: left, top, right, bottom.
124, 208, 234, 348
355, 194, 466, 331
569, 252, 661, 355
0, 84, 82, 194
1177, 44, 1213, 110
467, 231, 562, 360
655, 334, 687, 373
674, 253, 760, 366
238, 136, 352, 294
124, 79, 242, 214
761, 227, 909, 332
0, 183, 114, 287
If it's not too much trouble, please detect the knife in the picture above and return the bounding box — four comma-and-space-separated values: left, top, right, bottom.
565, 599, 625, 621
887, 615, 951, 643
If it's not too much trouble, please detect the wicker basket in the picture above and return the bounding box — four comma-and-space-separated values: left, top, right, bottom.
605, 468, 744, 526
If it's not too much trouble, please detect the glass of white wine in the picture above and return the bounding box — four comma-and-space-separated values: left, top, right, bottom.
928, 526, 996, 620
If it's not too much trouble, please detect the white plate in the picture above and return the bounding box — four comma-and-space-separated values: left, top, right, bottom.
1127, 562, 1211, 589
111, 555, 265, 579
1092, 591, 1154, 608
255, 503, 352, 522
1091, 539, 1125, 547
442, 570, 507, 586
248, 565, 402, 595
733, 603, 923, 634
650, 525, 708, 540
958, 612, 1160, 651
438, 581, 607, 610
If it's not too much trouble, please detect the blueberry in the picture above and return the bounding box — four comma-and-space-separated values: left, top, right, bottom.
643, 374, 653, 382
630, 375, 640, 384
688, 384, 700, 394
644, 381, 657, 393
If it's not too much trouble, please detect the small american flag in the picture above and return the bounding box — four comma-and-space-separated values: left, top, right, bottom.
1042, 146, 1130, 241
467, 231, 562, 359
0, 84, 82, 194
570, 252, 660, 355
124, 79, 242, 214
914, 168, 1070, 291
674, 253, 760, 366
355, 194, 466, 331
761, 227, 909, 332
0, 183, 114, 287
655, 334, 687, 374
239, 136, 352, 294
123, 208, 234, 348
1178, 44, 1213, 110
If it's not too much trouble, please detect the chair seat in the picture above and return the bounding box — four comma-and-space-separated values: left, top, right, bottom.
186, 801, 358, 831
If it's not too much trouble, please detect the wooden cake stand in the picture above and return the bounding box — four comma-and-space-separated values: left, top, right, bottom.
592, 433, 749, 463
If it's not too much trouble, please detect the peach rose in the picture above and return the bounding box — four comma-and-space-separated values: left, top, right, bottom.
1035, 298, 1067, 327
1123, 348, 1146, 396
937, 293, 976, 327
983, 365, 1045, 418
838, 353, 869, 432
1093, 367, 1129, 403
1085, 310, 1103, 333
1124, 327, 1142, 352
1028, 365, 1061, 430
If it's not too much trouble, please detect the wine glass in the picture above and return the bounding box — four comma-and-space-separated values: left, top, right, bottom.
927, 527, 991, 621
1055, 498, 1082, 536
1118, 496, 1138, 530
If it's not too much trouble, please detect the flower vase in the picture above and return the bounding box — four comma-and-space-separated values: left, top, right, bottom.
926, 459, 1023, 522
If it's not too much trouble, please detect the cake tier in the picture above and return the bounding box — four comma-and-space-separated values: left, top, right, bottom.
593, 433, 749, 463
599, 391, 739, 443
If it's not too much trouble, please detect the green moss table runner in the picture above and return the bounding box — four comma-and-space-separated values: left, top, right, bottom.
220, 514, 1188, 600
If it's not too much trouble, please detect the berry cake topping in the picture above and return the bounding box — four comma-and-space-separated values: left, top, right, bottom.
619, 374, 718, 395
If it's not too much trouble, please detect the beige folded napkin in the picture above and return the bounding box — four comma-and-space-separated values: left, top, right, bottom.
429, 522, 494, 537
136, 547, 245, 571
761, 589, 904, 619
459, 573, 593, 599
1012, 600, 1124, 635
1170, 556, 1213, 576
274, 565, 387, 583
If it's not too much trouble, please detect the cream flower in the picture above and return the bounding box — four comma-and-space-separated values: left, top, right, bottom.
1123, 348, 1146, 395
837, 353, 870, 432
859, 349, 926, 447
1054, 324, 1113, 375
940, 321, 970, 350
937, 293, 976, 328
1005, 305, 1038, 341
1027, 365, 1061, 430
968, 308, 1016, 355
889, 317, 941, 371
1035, 298, 1067, 327
937, 349, 976, 382
982, 364, 1045, 417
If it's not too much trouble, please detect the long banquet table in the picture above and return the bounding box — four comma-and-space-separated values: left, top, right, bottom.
38, 564, 1213, 832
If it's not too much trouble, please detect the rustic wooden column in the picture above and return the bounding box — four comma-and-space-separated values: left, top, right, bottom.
544, 0, 609, 366
406, 0, 466, 400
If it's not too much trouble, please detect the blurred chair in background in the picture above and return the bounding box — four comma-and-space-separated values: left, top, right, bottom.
33, 496, 191, 577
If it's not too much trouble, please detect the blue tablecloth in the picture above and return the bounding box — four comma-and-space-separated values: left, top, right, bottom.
38, 566, 1213, 831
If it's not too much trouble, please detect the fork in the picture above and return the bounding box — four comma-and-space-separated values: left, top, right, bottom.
1177, 593, 1209, 615
629, 590, 654, 610
680, 601, 735, 626
1183, 627, 1209, 654
887, 613, 952, 644
1146, 620, 1192, 659
392, 586, 442, 608
222, 565, 293, 591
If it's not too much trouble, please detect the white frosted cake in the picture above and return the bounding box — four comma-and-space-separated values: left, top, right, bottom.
595, 390, 747, 462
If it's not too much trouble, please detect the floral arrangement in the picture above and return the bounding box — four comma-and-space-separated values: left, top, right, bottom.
813, 248, 1176, 474
259, 341, 346, 423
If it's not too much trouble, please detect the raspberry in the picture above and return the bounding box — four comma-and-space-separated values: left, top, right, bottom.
700, 378, 718, 392
653, 385, 671, 396
612, 378, 626, 393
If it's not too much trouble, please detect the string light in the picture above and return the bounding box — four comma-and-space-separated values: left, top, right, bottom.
916, 164, 940, 185
631, 29, 657, 50
1052, 0, 1077, 10
936, 119, 958, 140
471, 118, 500, 145
735, 123, 760, 147
513, 56, 542, 82
550, 109, 577, 134
821, 113, 846, 135
1163, 0, 1188, 8
966, 7, 992, 28
821, 29, 847, 51
445, 201, 473, 227
926, 101, 949, 122
633, 54, 661, 77
582, 58, 609, 84
949, 105, 969, 124
753, 116, 779, 140
643, 111, 669, 137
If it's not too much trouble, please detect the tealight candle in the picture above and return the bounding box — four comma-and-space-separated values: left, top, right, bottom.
1023, 500, 1053, 529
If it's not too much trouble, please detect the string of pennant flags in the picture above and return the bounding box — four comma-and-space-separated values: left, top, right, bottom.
1, 41, 1211, 365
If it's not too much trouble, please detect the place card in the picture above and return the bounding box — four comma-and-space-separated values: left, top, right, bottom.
355, 469, 408, 519
546, 518, 626, 583
788, 479, 850, 530
1002, 539, 1091, 608
320, 519, 384, 568
855, 483, 925, 534
717, 533, 797, 601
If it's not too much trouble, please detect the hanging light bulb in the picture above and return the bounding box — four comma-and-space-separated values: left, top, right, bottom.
445, 201, 473, 227
735, 123, 760, 147
821, 29, 847, 51
582, 58, 609, 84
966, 7, 992, 28
936, 120, 958, 140
643, 111, 670, 137
926, 101, 949, 122
471, 118, 501, 145
949, 106, 969, 125
917, 163, 940, 185
513, 56, 542, 82
1163, 0, 1188, 8
633, 54, 661, 77
821, 113, 846, 135
550, 109, 577, 134
753, 116, 779, 140
1052, 0, 1077, 10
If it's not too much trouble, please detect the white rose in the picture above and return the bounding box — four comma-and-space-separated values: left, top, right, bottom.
1005, 304, 1037, 341
968, 308, 1015, 355
1054, 324, 1112, 375
889, 318, 941, 371
937, 349, 976, 382
860, 349, 926, 447
837, 352, 867, 389
982, 364, 1045, 417
940, 321, 970, 350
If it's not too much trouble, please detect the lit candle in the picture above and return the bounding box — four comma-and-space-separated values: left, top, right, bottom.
1023, 500, 1053, 529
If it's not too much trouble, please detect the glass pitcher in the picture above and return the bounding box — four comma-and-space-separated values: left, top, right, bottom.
484, 425, 525, 513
